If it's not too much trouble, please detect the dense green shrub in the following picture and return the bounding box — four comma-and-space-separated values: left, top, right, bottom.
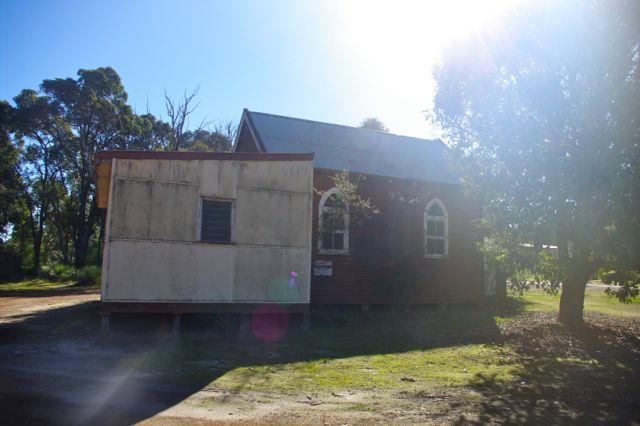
41, 263, 76, 281
77, 265, 101, 286
39, 262, 100, 285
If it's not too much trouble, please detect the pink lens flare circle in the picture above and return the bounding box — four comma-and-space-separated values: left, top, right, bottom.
250, 304, 289, 342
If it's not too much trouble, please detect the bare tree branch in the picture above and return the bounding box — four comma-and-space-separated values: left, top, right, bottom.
164, 86, 202, 151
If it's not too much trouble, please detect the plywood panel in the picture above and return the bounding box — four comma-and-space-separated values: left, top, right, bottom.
105, 240, 234, 302
233, 246, 310, 303
148, 182, 198, 241
200, 160, 237, 198
114, 159, 200, 183
235, 189, 311, 247
109, 179, 152, 240
96, 161, 112, 209
238, 161, 312, 193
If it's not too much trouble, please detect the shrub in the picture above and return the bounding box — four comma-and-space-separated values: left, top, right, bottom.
40, 262, 76, 281
77, 265, 101, 286
54, 263, 77, 281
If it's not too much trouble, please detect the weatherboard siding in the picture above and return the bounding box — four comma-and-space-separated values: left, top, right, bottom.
311, 169, 484, 305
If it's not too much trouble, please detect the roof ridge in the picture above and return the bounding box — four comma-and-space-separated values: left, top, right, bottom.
247, 110, 442, 144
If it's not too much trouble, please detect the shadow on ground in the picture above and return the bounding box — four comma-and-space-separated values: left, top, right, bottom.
467, 303, 640, 425
0, 297, 638, 425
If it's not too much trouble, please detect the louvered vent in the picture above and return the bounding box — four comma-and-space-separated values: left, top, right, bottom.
200, 200, 232, 243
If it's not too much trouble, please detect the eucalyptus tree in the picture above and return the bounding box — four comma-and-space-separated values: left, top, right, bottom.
431, 0, 639, 324
40, 67, 136, 267
12, 90, 70, 272
0, 101, 22, 241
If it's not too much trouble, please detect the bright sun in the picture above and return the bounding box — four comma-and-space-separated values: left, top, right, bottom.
327, 0, 530, 138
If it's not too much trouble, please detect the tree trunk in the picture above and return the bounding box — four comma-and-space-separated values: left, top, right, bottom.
558, 261, 593, 326
32, 234, 41, 275
74, 183, 89, 268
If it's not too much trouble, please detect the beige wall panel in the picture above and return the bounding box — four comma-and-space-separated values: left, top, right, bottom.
238, 161, 312, 193
233, 246, 310, 303
105, 240, 234, 302
235, 189, 311, 247
113, 159, 155, 180
109, 179, 152, 239
200, 160, 238, 198
148, 182, 199, 241
170, 160, 200, 183
114, 159, 200, 183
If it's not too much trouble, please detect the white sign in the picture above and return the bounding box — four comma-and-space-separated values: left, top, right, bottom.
313, 260, 332, 276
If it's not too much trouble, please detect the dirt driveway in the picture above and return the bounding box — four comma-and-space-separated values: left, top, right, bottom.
0, 289, 100, 324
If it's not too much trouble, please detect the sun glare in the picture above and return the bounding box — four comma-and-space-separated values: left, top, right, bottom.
328, 0, 529, 138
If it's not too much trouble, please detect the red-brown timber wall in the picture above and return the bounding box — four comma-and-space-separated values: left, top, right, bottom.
311, 169, 484, 305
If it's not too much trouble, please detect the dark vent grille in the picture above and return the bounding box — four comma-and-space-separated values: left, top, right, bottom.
201, 200, 232, 243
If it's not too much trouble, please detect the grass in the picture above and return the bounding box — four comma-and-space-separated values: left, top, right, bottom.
516, 287, 640, 317
213, 344, 519, 393
0, 277, 100, 293
0, 278, 78, 292
204, 287, 638, 396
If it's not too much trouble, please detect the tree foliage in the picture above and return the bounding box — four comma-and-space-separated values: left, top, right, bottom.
431, 0, 640, 324
315, 171, 379, 233
0, 67, 237, 273
0, 101, 22, 241
359, 117, 389, 132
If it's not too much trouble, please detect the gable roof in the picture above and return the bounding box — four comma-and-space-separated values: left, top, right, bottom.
237, 110, 460, 184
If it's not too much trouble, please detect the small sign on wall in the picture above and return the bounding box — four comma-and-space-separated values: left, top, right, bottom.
313, 260, 332, 276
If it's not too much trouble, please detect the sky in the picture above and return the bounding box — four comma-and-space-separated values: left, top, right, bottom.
0, 0, 523, 139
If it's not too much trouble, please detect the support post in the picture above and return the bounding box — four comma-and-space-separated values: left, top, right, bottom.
101, 313, 111, 337
172, 313, 181, 337
301, 313, 311, 332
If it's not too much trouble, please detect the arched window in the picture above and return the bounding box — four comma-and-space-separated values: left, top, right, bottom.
424, 199, 448, 258
318, 188, 349, 254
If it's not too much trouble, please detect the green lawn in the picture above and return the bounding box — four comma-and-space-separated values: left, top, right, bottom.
202, 287, 638, 396
0, 278, 77, 292
517, 286, 640, 317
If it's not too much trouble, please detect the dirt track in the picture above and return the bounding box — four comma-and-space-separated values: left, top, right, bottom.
0, 289, 100, 324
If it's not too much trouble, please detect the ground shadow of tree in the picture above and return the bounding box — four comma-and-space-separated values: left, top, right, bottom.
0, 300, 638, 425
464, 310, 640, 425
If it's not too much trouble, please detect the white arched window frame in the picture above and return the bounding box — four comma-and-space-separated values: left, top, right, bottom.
424, 198, 449, 258
318, 187, 349, 254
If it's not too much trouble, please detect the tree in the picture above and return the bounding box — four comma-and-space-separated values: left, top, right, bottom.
183, 121, 237, 152
12, 90, 69, 272
41, 67, 137, 267
0, 101, 22, 242
431, 0, 640, 325
359, 117, 389, 132
163, 87, 209, 151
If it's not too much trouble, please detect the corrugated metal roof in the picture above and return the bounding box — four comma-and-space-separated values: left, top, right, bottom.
245, 110, 460, 184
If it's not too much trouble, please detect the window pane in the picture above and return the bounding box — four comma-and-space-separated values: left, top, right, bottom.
427, 238, 435, 254
435, 221, 445, 237
325, 211, 345, 231
436, 239, 445, 254
324, 194, 344, 209
322, 231, 334, 250
428, 203, 443, 217
333, 232, 344, 250
201, 200, 232, 243
427, 221, 435, 235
